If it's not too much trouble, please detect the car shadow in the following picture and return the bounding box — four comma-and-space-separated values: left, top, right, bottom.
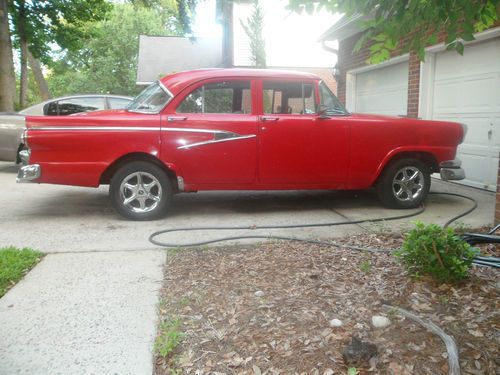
21, 188, 382, 220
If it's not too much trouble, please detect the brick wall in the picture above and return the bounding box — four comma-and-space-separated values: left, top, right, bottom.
271, 66, 337, 94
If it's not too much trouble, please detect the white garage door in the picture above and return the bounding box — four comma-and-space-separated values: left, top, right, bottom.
353, 61, 408, 116
432, 38, 500, 191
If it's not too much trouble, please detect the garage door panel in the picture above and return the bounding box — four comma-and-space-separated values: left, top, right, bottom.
354, 61, 408, 116
431, 37, 500, 191
433, 114, 495, 146
434, 38, 500, 79
458, 150, 498, 190
433, 75, 500, 114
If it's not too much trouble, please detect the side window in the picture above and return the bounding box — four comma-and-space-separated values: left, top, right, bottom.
177, 81, 251, 114
263, 81, 316, 115
108, 97, 132, 109
319, 81, 347, 114
45, 101, 59, 115
57, 97, 105, 115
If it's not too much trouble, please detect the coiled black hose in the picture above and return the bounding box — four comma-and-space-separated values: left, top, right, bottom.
148, 191, 498, 268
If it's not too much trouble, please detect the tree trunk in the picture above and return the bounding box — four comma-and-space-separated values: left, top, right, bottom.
18, 0, 28, 108
19, 38, 28, 108
28, 49, 50, 100
221, 0, 233, 67
0, 0, 16, 112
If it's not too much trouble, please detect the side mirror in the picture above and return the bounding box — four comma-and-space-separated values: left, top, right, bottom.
317, 109, 331, 119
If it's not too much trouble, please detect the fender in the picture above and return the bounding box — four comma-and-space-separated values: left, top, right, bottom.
369, 145, 457, 186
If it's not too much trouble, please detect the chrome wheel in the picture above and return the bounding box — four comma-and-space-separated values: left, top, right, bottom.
392, 166, 424, 202
119, 172, 162, 213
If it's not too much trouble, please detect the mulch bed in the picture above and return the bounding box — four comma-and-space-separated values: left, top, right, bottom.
155, 233, 499, 375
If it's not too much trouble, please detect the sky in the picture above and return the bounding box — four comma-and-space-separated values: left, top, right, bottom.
191, 0, 341, 68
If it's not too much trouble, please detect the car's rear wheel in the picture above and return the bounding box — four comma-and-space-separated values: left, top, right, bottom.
376, 158, 430, 209
109, 161, 172, 220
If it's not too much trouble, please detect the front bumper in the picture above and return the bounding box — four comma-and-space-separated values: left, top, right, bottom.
17, 164, 41, 182
440, 159, 465, 181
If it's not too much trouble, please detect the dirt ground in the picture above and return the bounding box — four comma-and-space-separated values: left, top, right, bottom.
155, 233, 499, 375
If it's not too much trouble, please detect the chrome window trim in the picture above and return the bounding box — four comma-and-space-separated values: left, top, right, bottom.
127, 81, 173, 115
30, 126, 159, 131
177, 134, 256, 150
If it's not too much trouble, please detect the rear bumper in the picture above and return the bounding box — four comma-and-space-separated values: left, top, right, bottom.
17, 164, 41, 182
440, 159, 465, 181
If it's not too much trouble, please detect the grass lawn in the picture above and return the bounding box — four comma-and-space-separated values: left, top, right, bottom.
0, 247, 43, 298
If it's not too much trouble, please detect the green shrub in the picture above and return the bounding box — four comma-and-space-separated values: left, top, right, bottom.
395, 222, 478, 283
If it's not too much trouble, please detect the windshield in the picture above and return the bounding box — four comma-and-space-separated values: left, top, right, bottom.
127, 82, 172, 113
319, 81, 348, 115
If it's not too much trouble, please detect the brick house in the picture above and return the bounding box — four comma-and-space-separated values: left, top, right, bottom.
319, 18, 500, 222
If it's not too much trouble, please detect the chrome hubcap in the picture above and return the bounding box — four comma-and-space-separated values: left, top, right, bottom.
120, 172, 162, 213
392, 166, 424, 202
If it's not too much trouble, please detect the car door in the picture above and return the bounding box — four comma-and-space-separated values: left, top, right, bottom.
258, 79, 350, 186
161, 79, 258, 185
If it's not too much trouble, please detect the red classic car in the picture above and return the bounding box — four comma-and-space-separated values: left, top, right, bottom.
17, 69, 466, 220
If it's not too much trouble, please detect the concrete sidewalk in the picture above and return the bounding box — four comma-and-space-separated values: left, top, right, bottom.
0, 250, 165, 375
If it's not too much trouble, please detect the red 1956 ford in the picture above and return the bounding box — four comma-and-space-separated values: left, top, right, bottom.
17, 69, 466, 220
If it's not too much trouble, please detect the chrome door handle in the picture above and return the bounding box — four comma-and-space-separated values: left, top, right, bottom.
167, 116, 187, 122
261, 116, 279, 122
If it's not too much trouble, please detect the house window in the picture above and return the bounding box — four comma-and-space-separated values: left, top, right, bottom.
177, 81, 252, 114
263, 81, 316, 115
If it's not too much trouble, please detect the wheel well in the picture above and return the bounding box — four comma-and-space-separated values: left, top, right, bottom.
100, 153, 179, 191
375, 152, 438, 184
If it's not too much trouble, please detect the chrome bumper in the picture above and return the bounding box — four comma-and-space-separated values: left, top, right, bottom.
17, 164, 41, 182
440, 159, 465, 181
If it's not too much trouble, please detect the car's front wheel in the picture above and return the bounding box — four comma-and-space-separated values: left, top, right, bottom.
376, 158, 430, 209
109, 161, 172, 220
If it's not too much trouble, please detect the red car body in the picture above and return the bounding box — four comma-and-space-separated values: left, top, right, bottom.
18, 69, 466, 220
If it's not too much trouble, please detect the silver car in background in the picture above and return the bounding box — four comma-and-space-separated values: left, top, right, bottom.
0, 94, 132, 163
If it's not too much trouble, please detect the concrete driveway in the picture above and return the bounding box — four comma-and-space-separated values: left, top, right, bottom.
0, 161, 496, 375
0, 162, 495, 253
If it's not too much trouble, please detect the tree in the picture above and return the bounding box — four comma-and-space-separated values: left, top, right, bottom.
240, 0, 266, 68
288, 0, 500, 63
0, 0, 16, 111
7, 0, 111, 107
48, 4, 179, 97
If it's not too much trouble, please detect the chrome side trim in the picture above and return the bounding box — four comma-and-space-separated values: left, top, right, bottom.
178, 134, 256, 150
30, 126, 159, 131
163, 127, 235, 135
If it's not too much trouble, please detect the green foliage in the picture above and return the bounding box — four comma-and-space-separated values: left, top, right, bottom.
359, 260, 371, 274
288, 0, 500, 62
0, 247, 43, 298
8, 0, 112, 63
240, 0, 266, 68
47, 4, 179, 97
155, 317, 184, 358
395, 222, 478, 283
347, 368, 359, 375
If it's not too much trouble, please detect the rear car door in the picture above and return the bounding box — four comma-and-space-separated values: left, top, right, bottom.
161, 79, 258, 185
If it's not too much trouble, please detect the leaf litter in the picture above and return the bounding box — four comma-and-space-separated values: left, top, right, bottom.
155, 233, 498, 375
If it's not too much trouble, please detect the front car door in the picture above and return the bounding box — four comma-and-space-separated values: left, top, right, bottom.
161, 79, 258, 186
258, 79, 350, 187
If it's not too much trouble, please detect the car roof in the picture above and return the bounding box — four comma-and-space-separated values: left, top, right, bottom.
160, 68, 320, 95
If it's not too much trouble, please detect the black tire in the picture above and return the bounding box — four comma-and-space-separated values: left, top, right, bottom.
109, 161, 172, 220
376, 158, 430, 209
